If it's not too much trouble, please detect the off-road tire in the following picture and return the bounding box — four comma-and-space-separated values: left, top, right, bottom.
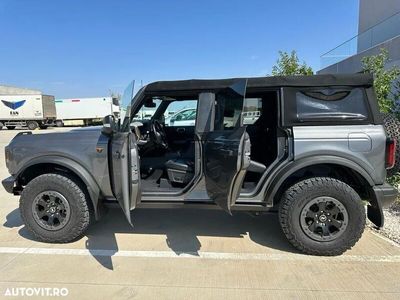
279, 177, 365, 256
383, 113, 400, 176
20, 173, 91, 243
27, 121, 39, 130
6, 126, 15, 130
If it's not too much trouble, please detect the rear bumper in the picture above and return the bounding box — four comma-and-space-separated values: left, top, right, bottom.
373, 184, 398, 208
368, 183, 398, 228
2, 176, 15, 194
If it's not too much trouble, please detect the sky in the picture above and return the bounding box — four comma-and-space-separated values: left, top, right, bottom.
0, 0, 359, 98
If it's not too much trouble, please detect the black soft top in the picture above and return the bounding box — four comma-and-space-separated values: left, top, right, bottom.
145, 74, 373, 92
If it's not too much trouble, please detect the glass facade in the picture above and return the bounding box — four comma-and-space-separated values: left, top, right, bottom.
321, 11, 400, 69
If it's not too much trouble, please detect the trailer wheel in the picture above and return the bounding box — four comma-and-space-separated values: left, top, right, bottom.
55, 120, 64, 127
6, 126, 16, 130
27, 121, 39, 130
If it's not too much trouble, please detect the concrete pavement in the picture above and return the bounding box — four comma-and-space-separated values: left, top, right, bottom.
0, 128, 399, 299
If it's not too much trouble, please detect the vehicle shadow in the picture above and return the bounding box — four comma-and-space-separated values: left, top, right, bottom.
3, 208, 24, 228
10, 207, 299, 270
84, 207, 298, 269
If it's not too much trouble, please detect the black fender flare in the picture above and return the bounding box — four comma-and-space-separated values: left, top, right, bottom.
266, 155, 382, 226
267, 155, 375, 203
16, 156, 101, 219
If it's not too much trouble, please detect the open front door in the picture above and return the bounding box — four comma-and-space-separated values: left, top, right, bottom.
110, 131, 141, 225
203, 79, 251, 213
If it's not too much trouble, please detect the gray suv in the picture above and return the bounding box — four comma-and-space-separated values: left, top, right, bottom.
2, 74, 398, 255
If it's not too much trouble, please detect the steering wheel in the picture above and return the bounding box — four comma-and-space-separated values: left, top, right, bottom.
150, 119, 169, 149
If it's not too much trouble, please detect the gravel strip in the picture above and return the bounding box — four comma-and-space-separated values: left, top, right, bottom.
368, 201, 400, 245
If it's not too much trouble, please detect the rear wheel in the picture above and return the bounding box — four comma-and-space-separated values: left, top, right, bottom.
27, 121, 39, 130
279, 177, 365, 256
6, 126, 15, 130
20, 173, 91, 243
0, 122, 4, 130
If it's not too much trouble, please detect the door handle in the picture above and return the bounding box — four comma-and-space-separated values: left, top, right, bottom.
176, 128, 186, 133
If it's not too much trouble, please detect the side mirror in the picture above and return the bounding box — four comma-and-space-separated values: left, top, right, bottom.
102, 115, 116, 136
175, 115, 182, 121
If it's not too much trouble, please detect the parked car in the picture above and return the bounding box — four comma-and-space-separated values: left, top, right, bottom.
2, 74, 397, 255
165, 108, 197, 126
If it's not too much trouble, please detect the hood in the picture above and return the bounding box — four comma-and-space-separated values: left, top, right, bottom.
6, 127, 105, 175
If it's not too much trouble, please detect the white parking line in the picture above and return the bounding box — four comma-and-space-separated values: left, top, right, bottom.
0, 246, 399, 262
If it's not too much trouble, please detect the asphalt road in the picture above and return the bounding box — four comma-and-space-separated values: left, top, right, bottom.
0, 128, 399, 299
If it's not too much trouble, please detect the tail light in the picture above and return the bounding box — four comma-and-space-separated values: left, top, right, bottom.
386, 138, 396, 169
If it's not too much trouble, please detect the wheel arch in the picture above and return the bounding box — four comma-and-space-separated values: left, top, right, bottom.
15, 157, 102, 220
268, 156, 376, 207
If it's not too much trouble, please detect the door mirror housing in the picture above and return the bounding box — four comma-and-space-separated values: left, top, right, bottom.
102, 115, 116, 136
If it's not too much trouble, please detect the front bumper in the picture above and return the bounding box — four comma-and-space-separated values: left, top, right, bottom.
2, 176, 15, 194
367, 183, 398, 227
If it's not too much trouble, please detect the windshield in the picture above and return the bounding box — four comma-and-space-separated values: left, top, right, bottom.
132, 98, 162, 122
120, 80, 136, 131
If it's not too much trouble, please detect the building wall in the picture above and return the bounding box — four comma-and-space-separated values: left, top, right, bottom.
318, 36, 400, 74
358, 0, 400, 34
0, 85, 42, 95
319, 0, 400, 74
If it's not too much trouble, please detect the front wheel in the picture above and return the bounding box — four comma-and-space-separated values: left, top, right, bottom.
20, 173, 91, 243
279, 177, 365, 256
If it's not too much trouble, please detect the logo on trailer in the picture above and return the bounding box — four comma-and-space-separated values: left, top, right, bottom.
1, 100, 26, 116
1, 100, 26, 110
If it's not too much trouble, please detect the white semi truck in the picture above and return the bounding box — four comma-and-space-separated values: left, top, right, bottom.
0, 85, 57, 130
55, 97, 120, 126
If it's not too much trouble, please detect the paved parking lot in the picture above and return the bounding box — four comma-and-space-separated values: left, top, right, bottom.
0, 128, 399, 299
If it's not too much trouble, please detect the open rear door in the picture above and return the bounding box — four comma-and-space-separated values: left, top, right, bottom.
203, 79, 251, 213
110, 131, 141, 225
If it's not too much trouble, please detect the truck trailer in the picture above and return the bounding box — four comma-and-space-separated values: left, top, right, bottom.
0, 85, 57, 130
55, 97, 120, 126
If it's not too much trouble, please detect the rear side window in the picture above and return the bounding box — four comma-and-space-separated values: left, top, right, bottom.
282, 87, 371, 125
296, 88, 368, 122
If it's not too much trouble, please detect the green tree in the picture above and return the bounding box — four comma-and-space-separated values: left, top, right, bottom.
271, 50, 313, 76
361, 48, 400, 113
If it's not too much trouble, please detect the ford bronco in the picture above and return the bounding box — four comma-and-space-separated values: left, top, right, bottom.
2, 74, 398, 255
